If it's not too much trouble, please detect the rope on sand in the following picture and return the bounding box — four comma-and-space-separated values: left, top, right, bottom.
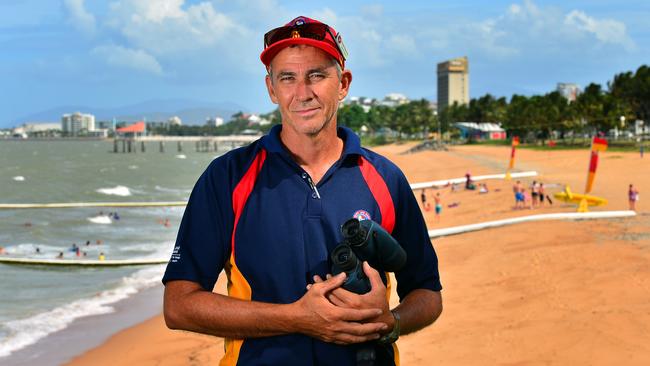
429, 211, 637, 238
410, 171, 538, 190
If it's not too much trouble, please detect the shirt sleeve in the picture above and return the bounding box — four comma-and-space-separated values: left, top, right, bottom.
162, 160, 233, 291
390, 170, 443, 300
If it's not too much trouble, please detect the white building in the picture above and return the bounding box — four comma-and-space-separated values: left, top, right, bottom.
168, 116, 182, 126
20, 123, 61, 133
380, 93, 409, 107
557, 83, 581, 102
62, 112, 95, 135
247, 114, 271, 126
206, 116, 224, 127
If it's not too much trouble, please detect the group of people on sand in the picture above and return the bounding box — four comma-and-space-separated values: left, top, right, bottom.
513, 180, 551, 210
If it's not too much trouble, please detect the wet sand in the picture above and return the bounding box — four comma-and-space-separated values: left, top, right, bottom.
66, 144, 650, 366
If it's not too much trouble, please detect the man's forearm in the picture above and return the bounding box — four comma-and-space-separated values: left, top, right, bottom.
164, 281, 294, 339
393, 289, 442, 335
163, 278, 387, 343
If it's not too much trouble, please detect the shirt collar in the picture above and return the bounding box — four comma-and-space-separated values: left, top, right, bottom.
260, 124, 364, 158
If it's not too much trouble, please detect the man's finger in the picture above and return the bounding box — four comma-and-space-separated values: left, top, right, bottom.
337, 307, 383, 322
363, 261, 385, 291
314, 272, 346, 293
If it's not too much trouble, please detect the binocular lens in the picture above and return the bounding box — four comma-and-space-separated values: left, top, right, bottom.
342, 219, 366, 246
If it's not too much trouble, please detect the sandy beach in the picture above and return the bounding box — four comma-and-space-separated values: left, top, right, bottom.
65, 143, 650, 366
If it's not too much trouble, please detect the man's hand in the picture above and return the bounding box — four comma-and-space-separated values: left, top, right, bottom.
313, 262, 396, 334
291, 272, 388, 345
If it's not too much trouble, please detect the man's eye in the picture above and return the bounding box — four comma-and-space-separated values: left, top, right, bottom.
309, 73, 325, 80
279, 75, 295, 82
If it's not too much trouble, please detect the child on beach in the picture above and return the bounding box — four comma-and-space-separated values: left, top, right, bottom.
523, 188, 533, 209
629, 184, 640, 211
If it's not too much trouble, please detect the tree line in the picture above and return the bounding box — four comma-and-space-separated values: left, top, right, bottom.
439, 65, 649, 142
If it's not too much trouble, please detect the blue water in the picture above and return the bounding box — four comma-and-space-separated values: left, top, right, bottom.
0, 140, 223, 358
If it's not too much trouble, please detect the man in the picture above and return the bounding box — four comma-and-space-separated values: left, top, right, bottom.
163, 16, 442, 366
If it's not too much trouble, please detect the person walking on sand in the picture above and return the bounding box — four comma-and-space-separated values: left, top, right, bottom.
531, 181, 540, 208
538, 182, 545, 207
434, 192, 442, 220
513, 180, 524, 209
421, 189, 431, 211
162, 15, 442, 366
629, 184, 639, 211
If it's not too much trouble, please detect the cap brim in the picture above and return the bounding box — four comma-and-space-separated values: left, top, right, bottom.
260, 38, 343, 68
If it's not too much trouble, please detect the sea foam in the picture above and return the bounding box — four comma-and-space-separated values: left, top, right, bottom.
87, 215, 112, 224
96, 185, 132, 196
0, 265, 165, 358
12, 176, 25, 181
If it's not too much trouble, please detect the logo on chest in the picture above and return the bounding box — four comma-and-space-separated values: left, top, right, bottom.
352, 209, 372, 221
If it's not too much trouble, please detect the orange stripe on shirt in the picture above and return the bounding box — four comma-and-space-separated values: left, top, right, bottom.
221, 149, 267, 366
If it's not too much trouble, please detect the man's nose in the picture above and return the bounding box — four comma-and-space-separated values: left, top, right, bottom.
295, 79, 314, 101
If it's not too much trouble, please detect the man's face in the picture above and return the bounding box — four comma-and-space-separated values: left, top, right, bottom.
265, 45, 351, 137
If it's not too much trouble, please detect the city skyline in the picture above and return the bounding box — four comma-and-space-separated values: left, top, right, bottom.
1, 0, 649, 127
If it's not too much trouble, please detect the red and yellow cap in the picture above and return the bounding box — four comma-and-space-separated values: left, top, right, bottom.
260, 16, 347, 68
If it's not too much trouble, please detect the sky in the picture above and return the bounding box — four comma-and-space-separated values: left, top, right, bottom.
1, 0, 649, 126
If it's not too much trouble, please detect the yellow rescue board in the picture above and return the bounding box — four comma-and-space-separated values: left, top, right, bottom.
554, 186, 607, 206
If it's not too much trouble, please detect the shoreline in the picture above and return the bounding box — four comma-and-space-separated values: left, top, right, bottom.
3, 285, 163, 366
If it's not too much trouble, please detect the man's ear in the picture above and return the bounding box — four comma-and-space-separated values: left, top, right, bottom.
338, 70, 353, 101
265, 75, 279, 104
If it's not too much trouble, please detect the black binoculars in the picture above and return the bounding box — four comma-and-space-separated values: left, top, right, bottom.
330, 218, 407, 294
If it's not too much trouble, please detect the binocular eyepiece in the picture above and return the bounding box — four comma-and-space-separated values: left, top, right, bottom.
330, 218, 407, 294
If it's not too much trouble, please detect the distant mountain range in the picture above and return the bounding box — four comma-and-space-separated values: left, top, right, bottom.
7, 99, 250, 128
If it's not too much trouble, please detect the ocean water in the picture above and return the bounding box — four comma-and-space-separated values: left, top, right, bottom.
0, 140, 223, 359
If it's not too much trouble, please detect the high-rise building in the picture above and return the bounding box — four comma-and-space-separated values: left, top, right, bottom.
556, 83, 581, 102
61, 112, 95, 135
437, 56, 469, 111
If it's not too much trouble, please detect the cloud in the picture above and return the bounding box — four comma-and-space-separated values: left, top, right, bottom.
565, 10, 636, 51
386, 34, 418, 56
92, 44, 163, 75
360, 4, 383, 19
430, 0, 638, 60
63, 0, 96, 34
106, 0, 250, 55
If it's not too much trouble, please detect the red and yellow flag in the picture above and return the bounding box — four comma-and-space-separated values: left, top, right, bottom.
508, 136, 519, 170
585, 136, 608, 193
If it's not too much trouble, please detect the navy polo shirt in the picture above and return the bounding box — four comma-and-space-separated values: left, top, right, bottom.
163, 125, 442, 366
